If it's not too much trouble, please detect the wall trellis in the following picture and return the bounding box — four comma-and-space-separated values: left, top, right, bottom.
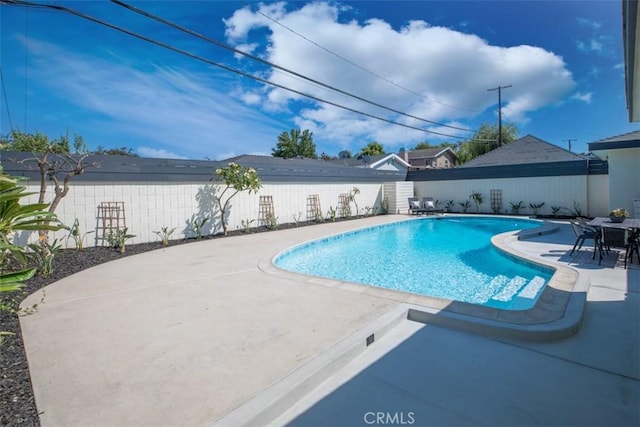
96, 201, 126, 246
306, 194, 322, 221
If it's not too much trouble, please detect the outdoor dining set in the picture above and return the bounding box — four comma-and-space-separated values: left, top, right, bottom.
570, 216, 640, 269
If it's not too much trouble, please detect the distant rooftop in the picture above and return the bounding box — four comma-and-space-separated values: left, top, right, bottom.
406, 147, 457, 160
458, 135, 586, 168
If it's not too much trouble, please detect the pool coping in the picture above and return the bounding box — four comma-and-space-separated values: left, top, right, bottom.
258, 216, 586, 342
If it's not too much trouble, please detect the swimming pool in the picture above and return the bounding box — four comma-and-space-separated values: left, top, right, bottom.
274, 216, 555, 310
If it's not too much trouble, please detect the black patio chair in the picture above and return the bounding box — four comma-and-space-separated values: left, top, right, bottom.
601, 226, 640, 268
570, 220, 602, 259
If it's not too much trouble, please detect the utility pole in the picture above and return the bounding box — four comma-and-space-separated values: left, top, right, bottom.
487, 85, 512, 147
563, 138, 577, 152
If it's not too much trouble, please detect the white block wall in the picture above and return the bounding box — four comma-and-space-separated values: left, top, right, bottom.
21, 181, 385, 247
414, 175, 609, 217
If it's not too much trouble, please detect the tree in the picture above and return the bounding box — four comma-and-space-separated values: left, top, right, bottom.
272, 129, 317, 159
457, 123, 518, 164
1, 130, 98, 238
213, 162, 262, 236
358, 141, 385, 156
414, 141, 434, 150
94, 146, 138, 157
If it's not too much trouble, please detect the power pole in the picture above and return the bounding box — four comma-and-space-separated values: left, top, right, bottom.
563, 138, 577, 152
487, 85, 512, 147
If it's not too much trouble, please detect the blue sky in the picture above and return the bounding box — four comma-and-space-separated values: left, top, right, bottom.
1, 0, 637, 159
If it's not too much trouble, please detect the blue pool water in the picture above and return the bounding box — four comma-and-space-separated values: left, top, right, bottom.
274, 217, 555, 310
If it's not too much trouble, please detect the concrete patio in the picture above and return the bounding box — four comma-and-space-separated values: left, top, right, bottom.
19, 215, 639, 426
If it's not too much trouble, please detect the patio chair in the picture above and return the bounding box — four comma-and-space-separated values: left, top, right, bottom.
601, 226, 640, 268
422, 197, 444, 215
569, 220, 602, 259
408, 197, 427, 215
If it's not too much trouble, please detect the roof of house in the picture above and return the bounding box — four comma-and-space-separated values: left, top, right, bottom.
2, 152, 405, 183
457, 135, 586, 168
325, 153, 387, 167
327, 153, 410, 168
587, 129, 640, 151
406, 147, 457, 160
218, 154, 406, 182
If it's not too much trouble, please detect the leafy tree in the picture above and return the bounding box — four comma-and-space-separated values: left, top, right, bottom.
213, 162, 262, 236
272, 129, 317, 159
414, 141, 434, 150
457, 123, 518, 164
3, 130, 70, 154
1, 130, 97, 238
358, 141, 385, 156
94, 146, 138, 157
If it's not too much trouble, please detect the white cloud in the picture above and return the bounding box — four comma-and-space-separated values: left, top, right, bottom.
137, 147, 187, 159
571, 92, 593, 103
578, 38, 604, 52
224, 2, 576, 149
21, 36, 284, 159
233, 42, 258, 58
577, 17, 602, 30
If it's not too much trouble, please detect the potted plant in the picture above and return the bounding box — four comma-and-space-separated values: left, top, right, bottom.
609, 208, 629, 223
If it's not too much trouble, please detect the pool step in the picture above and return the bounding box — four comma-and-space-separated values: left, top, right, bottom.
518, 276, 546, 299
491, 276, 528, 302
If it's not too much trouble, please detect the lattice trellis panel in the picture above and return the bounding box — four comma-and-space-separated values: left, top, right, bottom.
258, 195, 275, 226
307, 194, 322, 221
96, 202, 126, 246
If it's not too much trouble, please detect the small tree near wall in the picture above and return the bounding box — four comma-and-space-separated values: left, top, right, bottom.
213, 162, 262, 236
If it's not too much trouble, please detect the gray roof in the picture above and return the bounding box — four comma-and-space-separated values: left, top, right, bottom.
1, 151, 405, 183
407, 147, 456, 160
222, 154, 405, 182
325, 153, 390, 167
588, 129, 640, 151
458, 135, 586, 168
1, 151, 225, 182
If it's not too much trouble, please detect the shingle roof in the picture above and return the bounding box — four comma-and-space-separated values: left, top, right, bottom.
219, 154, 405, 182
326, 153, 409, 168
407, 147, 456, 160
325, 153, 389, 167
457, 135, 586, 168
588, 129, 640, 151
2, 152, 405, 183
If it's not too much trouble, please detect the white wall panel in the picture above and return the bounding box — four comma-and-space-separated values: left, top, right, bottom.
22, 181, 384, 247
414, 175, 605, 216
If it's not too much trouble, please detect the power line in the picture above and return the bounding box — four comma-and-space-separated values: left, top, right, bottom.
1, 0, 470, 140
256, 10, 482, 115
0, 66, 15, 132
111, 0, 475, 133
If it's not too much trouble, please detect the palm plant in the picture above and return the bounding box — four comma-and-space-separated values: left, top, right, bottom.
470, 191, 483, 213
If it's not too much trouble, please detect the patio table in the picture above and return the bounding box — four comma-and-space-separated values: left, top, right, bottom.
587, 217, 640, 267
587, 217, 640, 230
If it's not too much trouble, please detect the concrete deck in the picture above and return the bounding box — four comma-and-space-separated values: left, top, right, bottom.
19, 215, 639, 426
